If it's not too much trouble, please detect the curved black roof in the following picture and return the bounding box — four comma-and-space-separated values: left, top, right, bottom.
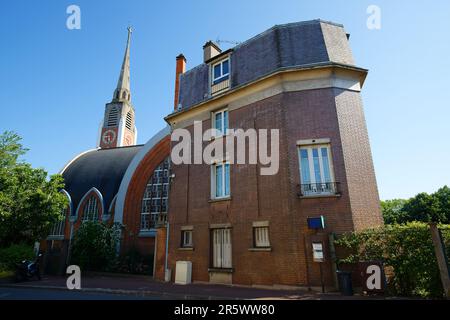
62, 145, 143, 214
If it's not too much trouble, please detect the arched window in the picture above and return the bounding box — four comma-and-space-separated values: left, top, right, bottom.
125, 111, 133, 130
82, 196, 99, 221
140, 158, 170, 231
122, 91, 127, 99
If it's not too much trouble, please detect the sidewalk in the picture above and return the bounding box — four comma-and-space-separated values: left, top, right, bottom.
0, 274, 367, 300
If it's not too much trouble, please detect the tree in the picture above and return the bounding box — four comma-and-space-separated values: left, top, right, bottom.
381, 199, 408, 224
433, 186, 450, 224
403, 192, 444, 223
0, 131, 68, 247
381, 186, 450, 224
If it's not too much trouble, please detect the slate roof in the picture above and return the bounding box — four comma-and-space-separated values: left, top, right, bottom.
177, 19, 356, 111
62, 145, 143, 214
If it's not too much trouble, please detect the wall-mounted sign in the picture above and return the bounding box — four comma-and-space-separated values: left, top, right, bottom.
358, 261, 386, 293
307, 216, 325, 230
312, 242, 324, 262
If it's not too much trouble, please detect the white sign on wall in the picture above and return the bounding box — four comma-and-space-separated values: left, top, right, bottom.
312, 242, 324, 262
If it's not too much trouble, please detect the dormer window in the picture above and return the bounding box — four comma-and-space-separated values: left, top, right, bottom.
211, 58, 230, 95
212, 59, 229, 84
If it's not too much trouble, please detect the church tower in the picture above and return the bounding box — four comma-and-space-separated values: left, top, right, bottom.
98, 27, 137, 149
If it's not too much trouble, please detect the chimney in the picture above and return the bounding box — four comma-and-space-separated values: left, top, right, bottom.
174, 54, 186, 111
203, 41, 221, 62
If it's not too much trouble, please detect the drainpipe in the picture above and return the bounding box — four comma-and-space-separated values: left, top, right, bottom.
66, 222, 74, 265
164, 222, 170, 281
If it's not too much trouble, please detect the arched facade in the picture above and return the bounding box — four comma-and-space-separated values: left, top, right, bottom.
119, 134, 170, 256
41, 127, 171, 276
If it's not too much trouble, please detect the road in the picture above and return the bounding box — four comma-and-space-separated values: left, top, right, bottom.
0, 287, 160, 300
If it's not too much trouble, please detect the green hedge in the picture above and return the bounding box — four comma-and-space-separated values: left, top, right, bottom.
70, 221, 121, 272
0, 243, 34, 271
335, 222, 450, 298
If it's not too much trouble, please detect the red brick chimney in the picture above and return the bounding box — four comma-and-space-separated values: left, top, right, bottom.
174, 54, 186, 111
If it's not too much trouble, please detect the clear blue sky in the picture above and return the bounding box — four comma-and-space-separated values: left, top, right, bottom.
1, 0, 449, 200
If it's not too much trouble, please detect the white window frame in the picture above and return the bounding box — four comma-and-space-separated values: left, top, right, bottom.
182, 230, 193, 247
212, 228, 232, 269
212, 58, 230, 84
212, 108, 228, 137
211, 161, 230, 199
298, 144, 335, 195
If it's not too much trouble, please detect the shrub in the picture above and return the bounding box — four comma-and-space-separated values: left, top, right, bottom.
335, 222, 450, 298
70, 221, 121, 272
0, 243, 34, 271
113, 246, 154, 274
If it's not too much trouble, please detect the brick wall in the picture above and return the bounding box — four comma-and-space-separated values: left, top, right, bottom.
166, 87, 382, 287
333, 89, 383, 230
154, 227, 167, 281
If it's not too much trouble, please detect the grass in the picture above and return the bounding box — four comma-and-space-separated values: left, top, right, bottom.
0, 269, 14, 279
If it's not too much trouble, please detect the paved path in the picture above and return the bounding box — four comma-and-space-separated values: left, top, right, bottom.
0, 274, 377, 300
0, 286, 160, 300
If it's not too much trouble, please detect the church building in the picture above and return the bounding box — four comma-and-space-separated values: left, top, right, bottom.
42, 20, 383, 289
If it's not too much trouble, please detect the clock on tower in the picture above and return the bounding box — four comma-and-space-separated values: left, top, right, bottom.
102, 129, 117, 145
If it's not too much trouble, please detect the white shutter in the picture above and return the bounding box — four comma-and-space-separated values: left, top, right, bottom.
213, 229, 221, 268
255, 227, 270, 247
223, 229, 232, 268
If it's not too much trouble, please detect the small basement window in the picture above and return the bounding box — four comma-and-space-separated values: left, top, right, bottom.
181, 230, 193, 248
254, 226, 270, 248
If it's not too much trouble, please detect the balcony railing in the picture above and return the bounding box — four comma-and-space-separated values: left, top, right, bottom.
211, 78, 230, 95
298, 182, 340, 198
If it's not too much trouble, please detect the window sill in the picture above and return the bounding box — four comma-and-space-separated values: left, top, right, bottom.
209, 197, 231, 203
248, 247, 272, 252
178, 247, 194, 251
208, 268, 234, 273
298, 193, 341, 199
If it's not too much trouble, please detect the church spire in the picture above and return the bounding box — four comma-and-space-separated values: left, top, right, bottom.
113, 26, 132, 103
98, 26, 137, 149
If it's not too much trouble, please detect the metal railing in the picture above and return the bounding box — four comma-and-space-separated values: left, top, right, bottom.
298, 182, 340, 197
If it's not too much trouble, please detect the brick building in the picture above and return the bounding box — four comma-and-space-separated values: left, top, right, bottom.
164, 19, 382, 287
42, 20, 382, 289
